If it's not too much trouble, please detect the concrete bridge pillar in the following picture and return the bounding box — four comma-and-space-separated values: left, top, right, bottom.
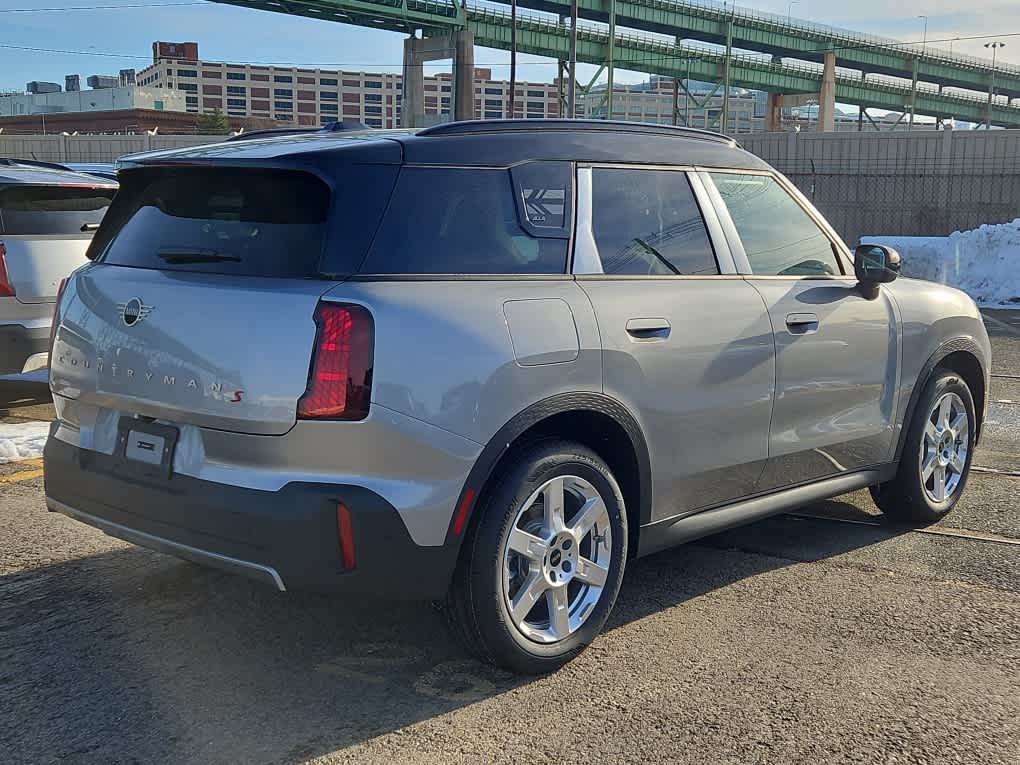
401, 30, 475, 128
818, 51, 836, 132
766, 92, 783, 132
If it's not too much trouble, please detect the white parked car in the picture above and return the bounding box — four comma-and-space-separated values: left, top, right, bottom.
0, 160, 117, 380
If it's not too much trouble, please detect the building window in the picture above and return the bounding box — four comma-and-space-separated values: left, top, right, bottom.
365, 117, 382, 126
226, 86, 245, 96
441, 97, 450, 106
178, 83, 198, 93
274, 101, 293, 111
484, 98, 502, 108
364, 81, 382, 88
226, 72, 245, 81
274, 88, 292, 98
227, 98, 246, 108
185, 95, 198, 105
527, 101, 545, 111
177, 69, 197, 77
364, 93, 382, 103
275, 113, 293, 121
273, 75, 293, 83
320, 116, 335, 125
320, 77, 338, 86
320, 103, 338, 114
227, 110, 246, 116
527, 89, 545, 98
364, 105, 382, 114
484, 110, 503, 119
320, 91, 338, 101
527, 113, 543, 118
441, 85, 451, 93
484, 87, 503, 95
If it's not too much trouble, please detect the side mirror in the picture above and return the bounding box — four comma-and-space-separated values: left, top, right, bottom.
854, 244, 901, 287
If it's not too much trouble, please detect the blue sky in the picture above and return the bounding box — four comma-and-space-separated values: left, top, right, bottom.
1, 0, 1017, 93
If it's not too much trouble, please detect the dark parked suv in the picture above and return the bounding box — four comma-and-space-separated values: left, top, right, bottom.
45, 121, 990, 673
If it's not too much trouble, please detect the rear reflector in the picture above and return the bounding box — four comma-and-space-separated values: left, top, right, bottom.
297, 303, 373, 420
451, 487, 477, 536
0, 242, 15, 298
336, 503, 356, 571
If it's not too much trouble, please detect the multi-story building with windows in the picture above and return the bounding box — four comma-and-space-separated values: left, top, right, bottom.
137, 42, 561, 128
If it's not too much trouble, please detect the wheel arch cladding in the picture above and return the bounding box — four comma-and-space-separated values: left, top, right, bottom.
447, 393, 651, 558
896, 338, 987, 462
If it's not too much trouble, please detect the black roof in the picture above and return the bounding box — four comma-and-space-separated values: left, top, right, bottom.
119, 120, 770, 172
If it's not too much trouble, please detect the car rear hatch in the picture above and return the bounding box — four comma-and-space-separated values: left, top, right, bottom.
0, 182, 116, 303
51, 149, 400, 436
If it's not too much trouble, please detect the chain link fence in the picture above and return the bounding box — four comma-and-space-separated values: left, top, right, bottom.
738, 129, 1020, 246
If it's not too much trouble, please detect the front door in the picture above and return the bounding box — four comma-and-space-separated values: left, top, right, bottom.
705, 170, 899, 490
575, 166, 776, 521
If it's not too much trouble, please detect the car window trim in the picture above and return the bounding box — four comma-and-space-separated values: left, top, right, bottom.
697, 167, 853, 279
572, 163, 736, 278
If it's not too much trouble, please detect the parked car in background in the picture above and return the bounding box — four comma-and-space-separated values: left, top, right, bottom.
0, 159, 117, 380
44, 121, 990, 673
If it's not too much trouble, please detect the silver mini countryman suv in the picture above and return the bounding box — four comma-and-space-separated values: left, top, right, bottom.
44, 121, 991, 673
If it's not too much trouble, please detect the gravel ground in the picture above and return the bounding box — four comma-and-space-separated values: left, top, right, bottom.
1, 314, 1018, 765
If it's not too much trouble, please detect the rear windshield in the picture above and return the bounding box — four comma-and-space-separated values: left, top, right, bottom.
0, 185, 115, 235
94, 167, 331, 278
360, 167, 568, 274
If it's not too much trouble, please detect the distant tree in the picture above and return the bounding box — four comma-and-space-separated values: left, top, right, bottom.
196, 109, 230, 134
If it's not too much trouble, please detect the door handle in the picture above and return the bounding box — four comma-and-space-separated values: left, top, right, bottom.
785, 313, 820, 334
626, 318, 671, 340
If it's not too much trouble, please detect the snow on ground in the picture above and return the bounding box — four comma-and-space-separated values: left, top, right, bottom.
0, 421, 50, 463
862, 218, 1020, 309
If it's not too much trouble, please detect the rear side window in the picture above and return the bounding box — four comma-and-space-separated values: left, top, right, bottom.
360, 167, 568, 274
0, 185, 115, 235
94, 168, 330, 278
591, 168, 718, 276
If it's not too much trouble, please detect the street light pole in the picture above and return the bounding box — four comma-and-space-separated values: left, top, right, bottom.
918, 15, 927, 54
984, 41, 1006, 129
786, 1, 798, 23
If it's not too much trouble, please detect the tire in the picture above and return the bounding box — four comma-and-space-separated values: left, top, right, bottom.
871, 369, 976, 525
444, 440, 628, 674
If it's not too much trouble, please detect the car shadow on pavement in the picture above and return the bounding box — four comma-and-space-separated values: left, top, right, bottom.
0, 499, 907, 765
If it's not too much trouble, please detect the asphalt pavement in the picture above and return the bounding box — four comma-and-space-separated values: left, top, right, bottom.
1, 312, 1018, 765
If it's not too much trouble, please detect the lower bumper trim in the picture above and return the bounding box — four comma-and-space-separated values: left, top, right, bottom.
47, 497, 287, 591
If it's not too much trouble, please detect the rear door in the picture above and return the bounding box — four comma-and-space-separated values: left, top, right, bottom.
704, 170, 899, 490
51, 164, 395, 436
0, 183, 115, 303
575, 165, 776, 521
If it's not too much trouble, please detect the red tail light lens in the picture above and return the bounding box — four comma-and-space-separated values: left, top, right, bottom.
49, 278, 68, 355
0, 242, 15, 298
297, 303, 373, 420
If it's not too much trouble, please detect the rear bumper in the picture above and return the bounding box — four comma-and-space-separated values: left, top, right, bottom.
0, 323, 49, 375
43, 434, 461, 598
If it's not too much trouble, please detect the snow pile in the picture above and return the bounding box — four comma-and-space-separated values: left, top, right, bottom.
0, 421, 50, 463
862, 218, 1020, 308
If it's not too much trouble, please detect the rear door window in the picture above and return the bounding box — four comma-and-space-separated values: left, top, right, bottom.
360, 167, 568, 274
94, 167, 332, 278
590, 168, 718, 276
0, 185, 115, 235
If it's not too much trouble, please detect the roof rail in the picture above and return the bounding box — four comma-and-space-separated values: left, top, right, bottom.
417, 119, 736, 145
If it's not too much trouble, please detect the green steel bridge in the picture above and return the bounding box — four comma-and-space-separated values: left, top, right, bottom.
213, 0, 1020, 127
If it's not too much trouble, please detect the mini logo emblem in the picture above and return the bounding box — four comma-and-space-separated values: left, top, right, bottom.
117, 297, 153, 327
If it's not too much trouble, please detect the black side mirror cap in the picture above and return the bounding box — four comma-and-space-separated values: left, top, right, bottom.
854, 244, 901, 287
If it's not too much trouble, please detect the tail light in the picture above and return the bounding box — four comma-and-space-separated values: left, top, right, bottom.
297, 302, 373, 420
49, 278, 68, 355
0, 242, 15, 298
